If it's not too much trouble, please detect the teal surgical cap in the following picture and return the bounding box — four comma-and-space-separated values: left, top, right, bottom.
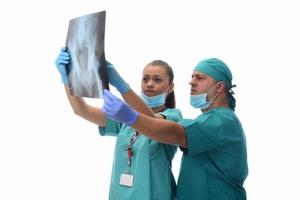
194, 58, 232, 88
194, 58, 236, 110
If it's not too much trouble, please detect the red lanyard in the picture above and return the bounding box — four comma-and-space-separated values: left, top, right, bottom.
127, 130, 140, 167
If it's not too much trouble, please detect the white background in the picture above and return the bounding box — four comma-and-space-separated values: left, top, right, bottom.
1, 0, 299, 199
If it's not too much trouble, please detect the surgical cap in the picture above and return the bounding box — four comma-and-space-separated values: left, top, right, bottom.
194, 58, 232, 88
194, 58, 236, 110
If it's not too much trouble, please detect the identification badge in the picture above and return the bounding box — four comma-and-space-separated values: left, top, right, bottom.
119, 173, 134, 187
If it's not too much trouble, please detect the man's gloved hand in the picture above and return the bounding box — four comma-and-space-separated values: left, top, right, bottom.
55, 47, 70, 84
106, 62, 130, 94
102, 89, 138, 126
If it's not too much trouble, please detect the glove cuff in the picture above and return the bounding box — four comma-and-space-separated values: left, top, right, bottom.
61, 74, 69, 85
126, 110, 139, 126
117, 83, 130, 94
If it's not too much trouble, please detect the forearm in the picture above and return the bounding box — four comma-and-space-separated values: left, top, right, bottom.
132, 113, 187, 147
122, 89, 155, 118
64, 85, 106, 126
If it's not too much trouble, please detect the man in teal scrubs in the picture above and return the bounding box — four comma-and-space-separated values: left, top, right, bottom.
102, 58, 248, 199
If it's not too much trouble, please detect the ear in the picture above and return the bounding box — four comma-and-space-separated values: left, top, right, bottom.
216, 81, 226, 92
167, 82, 174, 94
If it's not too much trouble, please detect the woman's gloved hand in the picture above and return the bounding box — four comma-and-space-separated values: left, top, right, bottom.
106, 62, 130, 94
102, 89, 138, 126
55, 47, 70, 84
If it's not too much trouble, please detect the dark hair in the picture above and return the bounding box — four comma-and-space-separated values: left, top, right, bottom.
146, 60, 176, 108
227, 85, 237, 111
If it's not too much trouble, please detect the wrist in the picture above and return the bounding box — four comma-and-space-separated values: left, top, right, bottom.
126, 111, 139, 126
117, 83, 130, 94
61, 74, 69, 85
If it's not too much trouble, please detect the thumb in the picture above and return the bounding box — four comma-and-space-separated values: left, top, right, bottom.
105, 61, 113, 69
61, 47, 67, 52
103, 89, 112, 103
103, 89, 119, 102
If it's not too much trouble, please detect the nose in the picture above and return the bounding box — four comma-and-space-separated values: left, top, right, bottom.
146, 79, 155, 88
189, 78, 196, 86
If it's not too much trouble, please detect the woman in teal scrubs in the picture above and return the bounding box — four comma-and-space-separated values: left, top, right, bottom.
55, 49, 182, 200
102, 58, 248, 200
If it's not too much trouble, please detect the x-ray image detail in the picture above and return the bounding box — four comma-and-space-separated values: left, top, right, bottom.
65, 11, 109, 98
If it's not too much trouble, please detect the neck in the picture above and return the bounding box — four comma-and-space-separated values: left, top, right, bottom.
202, 94, 229, 112
152, 105, 166, 113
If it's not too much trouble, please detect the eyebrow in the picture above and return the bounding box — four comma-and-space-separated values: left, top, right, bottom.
192, 73, 206, 78
143, 74, 162, 78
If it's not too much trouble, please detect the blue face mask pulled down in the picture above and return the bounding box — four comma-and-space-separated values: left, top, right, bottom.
141, 92, 166, 108
190, 93, 211, 109
190, 85, 218, 109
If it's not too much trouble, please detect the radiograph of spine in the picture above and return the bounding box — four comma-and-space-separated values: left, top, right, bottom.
66, 11, 106, 98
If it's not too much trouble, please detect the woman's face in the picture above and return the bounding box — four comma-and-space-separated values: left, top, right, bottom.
141, 65, 173, 97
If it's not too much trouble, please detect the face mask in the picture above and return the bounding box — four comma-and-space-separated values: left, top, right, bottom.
190, 84, 218, 109
141, 92, 166, 108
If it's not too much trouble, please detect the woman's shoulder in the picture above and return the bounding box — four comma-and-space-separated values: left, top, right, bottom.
161, 108, 183, 122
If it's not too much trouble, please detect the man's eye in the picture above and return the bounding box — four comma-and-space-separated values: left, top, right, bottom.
143, 77, 149, 82
196, 76, 204, 80
154, 78, 162, 83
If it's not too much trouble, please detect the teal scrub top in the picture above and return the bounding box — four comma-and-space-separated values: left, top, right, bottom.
177, 107, 248, 200
99, 108, 182, 200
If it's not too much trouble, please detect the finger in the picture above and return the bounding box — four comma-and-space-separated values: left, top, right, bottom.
59, 52, 70, 58
58, 57, 70, 62
55, 59, 69, 65
103, 89, 109, 94
103, 90, 114, 104
61, 47, 67, 51
103, 102, 114, 116
105, 61, 112, 68
58, 56, 70, 62
104, 89, 116, 102
102, 103, 110, 113
102, 105, 111, 116
59, 60, 69, 64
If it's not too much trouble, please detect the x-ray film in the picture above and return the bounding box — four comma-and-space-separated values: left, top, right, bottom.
65, 11, 109, 98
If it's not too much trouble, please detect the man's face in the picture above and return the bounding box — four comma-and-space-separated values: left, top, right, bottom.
189, 71, 216, 95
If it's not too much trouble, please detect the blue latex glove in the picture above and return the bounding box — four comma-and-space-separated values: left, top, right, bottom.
102, 89, 138, 126
106, 62, 130, 94
55, 47, 70, 84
